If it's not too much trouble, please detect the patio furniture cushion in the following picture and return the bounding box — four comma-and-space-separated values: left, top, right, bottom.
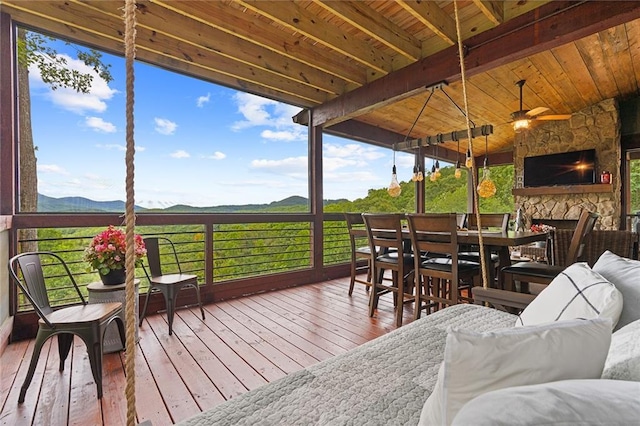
419, 317, 612, 426
593, 250, 640, 330
451, 379, 640, 426
602, 318, 640, 381
515, 262, 622, 329
178, 304, 516, 426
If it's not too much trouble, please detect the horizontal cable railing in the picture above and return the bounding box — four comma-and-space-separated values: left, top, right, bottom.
12, 214, 354, 311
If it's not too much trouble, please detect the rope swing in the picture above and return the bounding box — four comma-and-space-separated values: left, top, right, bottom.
123, 0, 137, 424
453, 0, 491, 290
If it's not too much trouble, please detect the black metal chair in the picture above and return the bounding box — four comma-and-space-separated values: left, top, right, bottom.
9, 252, 124, 403
139, 237, 205, 335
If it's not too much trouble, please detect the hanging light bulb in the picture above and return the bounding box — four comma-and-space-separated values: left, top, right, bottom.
477, 164, 497, 198
435, 160, 441, 179
412, 165, 418, 182
429, 163, 437, 182
465, 148, 473, 168
454, 135, 462, 179
417, 167, 424, 182
388, 165, 402, 197
477, 135, 496, 198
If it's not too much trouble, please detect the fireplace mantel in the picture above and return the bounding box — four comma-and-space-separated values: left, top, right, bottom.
512, 183, 613, 196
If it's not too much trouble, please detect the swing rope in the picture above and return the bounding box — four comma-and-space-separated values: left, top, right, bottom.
453, 0, 490, 290
123, 0, 137, 424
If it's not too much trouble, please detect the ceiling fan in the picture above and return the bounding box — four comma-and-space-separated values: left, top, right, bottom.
511, 80, 571, 132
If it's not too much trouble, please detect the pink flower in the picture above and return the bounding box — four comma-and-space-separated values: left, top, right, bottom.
84, 225, 146, 275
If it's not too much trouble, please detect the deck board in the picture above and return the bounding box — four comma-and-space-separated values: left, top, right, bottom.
0, 277, 416, 425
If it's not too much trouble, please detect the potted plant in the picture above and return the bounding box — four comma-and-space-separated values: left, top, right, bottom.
84, 225, 146, 285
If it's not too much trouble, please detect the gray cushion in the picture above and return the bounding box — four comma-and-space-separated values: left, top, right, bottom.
593, 250, 640, 330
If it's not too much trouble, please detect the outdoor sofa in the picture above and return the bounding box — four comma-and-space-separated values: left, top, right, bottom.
179, 250, 640, 425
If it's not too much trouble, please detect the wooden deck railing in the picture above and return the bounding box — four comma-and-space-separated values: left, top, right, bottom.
10, 212, 353, 339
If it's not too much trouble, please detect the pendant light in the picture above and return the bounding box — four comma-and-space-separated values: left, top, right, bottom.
387, 148, 402, 197
455, 134, 462, 179
477, 133, 496, 198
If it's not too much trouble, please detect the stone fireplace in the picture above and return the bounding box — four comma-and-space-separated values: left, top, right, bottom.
513, 98, 621, 230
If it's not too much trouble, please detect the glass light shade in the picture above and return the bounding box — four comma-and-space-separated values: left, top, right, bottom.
429, 172, 437, 182
416, 171, 424, 182
387, 166, 402, 197
454, 163, 462, 179
465, 150, 473, 168
513, 119, 530, 132
477, 166, 497, 198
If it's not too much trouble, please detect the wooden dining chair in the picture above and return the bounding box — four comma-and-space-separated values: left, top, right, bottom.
344, 213, 376, 295
458, 213, 510, 287
139, 237, 205, 336
362, 213, 415, 327
406, 213, 482, 319
9, 252, 124, 403
501, 210, 599, 292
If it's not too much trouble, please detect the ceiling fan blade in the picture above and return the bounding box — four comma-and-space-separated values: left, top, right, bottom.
535, 114, 572, 121
526, 106, 550, 117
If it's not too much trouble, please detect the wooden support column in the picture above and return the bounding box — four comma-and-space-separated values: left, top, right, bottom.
0, 12, 15, 217
308, 110, 324, 280
415, 147, 425, 213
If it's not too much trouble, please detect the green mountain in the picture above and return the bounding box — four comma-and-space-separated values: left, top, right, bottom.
37, 194, 346, 213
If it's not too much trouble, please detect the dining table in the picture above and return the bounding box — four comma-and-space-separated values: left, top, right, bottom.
454, 230, 550, 290
357, 224, 550, 291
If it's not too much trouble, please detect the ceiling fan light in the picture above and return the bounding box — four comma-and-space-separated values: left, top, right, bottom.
513, 118, 530, 132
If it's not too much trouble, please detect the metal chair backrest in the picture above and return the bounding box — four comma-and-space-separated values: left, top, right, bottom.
9, 252, 86, 327
143, 237, 183, 278
566, 210, 599, 264
467, 213, 510, 232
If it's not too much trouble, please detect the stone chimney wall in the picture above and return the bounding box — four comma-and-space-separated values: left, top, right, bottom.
513, 98, 621, 230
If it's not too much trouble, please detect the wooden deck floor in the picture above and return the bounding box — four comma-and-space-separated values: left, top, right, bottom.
0, 276, 416, 425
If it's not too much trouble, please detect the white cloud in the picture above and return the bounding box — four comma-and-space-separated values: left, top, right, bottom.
96, 143, 125, 151
29, 53, 117, 114
154, 117, 177, 135
324, 143, 385, 162
170, 150, 190, 159
85, 116, 116, 133
231, 93, 305, 142
205, 151, 226, 160
197, 93, 210, 107
37, 164, 70, 175
261, 129, 301, 142
250, 156, 307, 175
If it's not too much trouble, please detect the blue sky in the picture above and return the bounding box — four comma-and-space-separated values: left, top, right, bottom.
28, 36, 416, 208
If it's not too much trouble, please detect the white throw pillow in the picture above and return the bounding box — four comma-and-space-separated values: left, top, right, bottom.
451, 379, 640, 426
515, 262, 622, 329
593, 250, 640, 331
419, 318, 612, 426
602, 318, 640, 381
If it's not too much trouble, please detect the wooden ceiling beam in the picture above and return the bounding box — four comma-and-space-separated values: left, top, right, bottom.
2, 1, 327, 106
157, 0, 367, 86
301, 1, 640, 127
397, 0, 457, 45
312, 0, 421, 61
473, 0, 504, 26
237, 0, 392, 74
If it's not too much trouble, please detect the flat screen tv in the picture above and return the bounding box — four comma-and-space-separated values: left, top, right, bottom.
523, 149, 596, 187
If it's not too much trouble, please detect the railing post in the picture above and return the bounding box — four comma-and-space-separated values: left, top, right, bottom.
308, 110, 324, 280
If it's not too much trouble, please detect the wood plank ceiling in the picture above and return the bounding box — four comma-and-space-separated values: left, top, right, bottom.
2, 0, 640, 161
